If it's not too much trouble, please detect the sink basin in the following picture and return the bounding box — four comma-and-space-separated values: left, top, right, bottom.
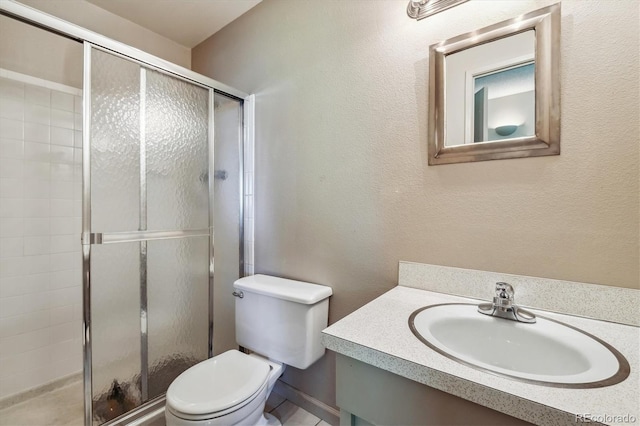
409, 303, 630, 388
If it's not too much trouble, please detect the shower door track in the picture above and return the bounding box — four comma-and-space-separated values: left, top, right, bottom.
0, 2, 253, 425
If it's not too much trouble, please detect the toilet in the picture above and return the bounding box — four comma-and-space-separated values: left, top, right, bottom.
165, 274, 333, 426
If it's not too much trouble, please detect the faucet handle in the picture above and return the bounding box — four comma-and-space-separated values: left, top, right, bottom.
495, 282, 514, 301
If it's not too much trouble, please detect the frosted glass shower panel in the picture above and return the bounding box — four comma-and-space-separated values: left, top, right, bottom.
147, 236, 210, 399
90, 242, 141, 423
146, 70, 209, 231
87, 45, 213, 424
90, 49, 140, 232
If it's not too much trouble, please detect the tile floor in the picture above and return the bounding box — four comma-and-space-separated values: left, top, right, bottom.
0, 381, 329, 426
265, 391, 330, 426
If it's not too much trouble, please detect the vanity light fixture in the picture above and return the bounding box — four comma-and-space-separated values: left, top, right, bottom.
407, 0, 469, 20
495, 125, 519, 136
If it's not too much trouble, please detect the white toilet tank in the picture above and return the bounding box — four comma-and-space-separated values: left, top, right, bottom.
233, 275, 332, 369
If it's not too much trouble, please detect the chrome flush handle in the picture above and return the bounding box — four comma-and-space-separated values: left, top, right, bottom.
232, 290, 244, 299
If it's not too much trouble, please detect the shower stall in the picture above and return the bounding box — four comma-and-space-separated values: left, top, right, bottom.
0, 2, 254, 425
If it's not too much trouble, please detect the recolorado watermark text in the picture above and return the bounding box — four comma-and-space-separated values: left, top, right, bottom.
576, 413, 637, 423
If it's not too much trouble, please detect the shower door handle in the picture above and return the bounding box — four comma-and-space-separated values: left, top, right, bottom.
83, 229, 211, 245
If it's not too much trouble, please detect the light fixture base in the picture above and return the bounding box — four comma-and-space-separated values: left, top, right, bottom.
407, 0, 470, 21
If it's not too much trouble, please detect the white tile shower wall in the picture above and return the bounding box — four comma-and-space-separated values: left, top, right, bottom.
243, 95, 255, 276
0, 76, 82, 400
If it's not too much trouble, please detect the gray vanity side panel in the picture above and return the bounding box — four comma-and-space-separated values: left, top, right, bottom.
336, 354, 533, 426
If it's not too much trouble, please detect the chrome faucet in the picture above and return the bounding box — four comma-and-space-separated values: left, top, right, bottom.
477, 282, 536, 323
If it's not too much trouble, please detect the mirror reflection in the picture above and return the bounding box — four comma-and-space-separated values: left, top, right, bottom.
445, 30, 536, 147
474, 61, 535, 142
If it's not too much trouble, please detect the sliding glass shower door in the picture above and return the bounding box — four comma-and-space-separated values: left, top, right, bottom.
84, 46, 212, 424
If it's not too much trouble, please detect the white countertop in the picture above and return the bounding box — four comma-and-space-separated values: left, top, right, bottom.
322, 286, 640, 426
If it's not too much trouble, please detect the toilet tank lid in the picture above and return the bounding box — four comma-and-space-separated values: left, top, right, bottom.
234, 274, 332, 304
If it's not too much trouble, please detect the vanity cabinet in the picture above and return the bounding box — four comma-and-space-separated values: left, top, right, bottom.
336, 354, 532, 426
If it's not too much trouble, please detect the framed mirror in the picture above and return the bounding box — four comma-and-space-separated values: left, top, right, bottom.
428, 4, 560, 165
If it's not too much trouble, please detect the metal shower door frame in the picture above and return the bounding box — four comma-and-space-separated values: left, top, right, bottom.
0, 2, 252, 425
82, 45, 237, 426
82, 44, 218, 420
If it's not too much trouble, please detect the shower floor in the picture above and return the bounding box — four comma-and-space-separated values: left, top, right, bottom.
0, 380, 83, 426
0, 381, 328, 426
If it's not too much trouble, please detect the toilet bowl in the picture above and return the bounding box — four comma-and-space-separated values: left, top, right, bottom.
165, 275, 332, 426
166, 350, 284, 426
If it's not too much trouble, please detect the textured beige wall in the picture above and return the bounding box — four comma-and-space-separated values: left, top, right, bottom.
0, 14, 83, 87
16, 0, 191, 69
192, 0, 640, 408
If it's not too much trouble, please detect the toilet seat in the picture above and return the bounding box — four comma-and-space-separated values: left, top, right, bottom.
167, 378, 269, 422
166, 350, 271, 420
